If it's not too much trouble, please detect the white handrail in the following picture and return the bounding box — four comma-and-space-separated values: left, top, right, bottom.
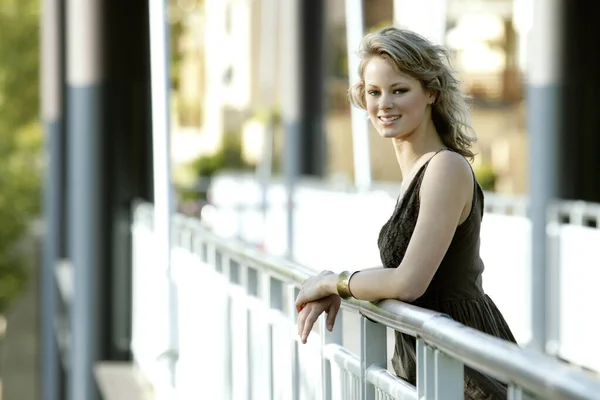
132, 201, 600, 399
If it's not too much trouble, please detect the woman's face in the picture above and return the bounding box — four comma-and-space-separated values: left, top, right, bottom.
364, 56, 435, 139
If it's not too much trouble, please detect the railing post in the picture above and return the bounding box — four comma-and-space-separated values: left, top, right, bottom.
546, 209, 561, 356
508, 385, 536, 400
321, 305, 343, 400
228, 258, 251, 400
221, 253, 233, 400
246, 268, 272, 400
287, 285, 301, 400
360, 316, 387, 400
269, 279, 291, 400
433, 350, 463, 400
418, 339, 464, 400
260, 272, 274, 400
417, 338, 435, 399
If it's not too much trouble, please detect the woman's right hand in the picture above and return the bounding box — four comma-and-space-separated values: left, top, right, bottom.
297, 294, 341, 344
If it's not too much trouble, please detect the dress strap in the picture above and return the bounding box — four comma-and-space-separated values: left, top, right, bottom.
413, 148, 450, 179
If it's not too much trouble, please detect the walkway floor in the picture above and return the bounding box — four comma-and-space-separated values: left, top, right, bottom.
1, 234, 40, 400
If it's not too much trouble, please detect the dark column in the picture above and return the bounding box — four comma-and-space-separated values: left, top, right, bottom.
299, 0, 327, 177
559, 1, 600, 203
102, 0, 154, 361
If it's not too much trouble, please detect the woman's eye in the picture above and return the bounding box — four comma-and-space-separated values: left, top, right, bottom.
394, 89, 408, 94
368, 90, 380, 96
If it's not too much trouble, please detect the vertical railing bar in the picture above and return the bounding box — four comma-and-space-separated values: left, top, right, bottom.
185, 221, 194, 251
360, 316, 387, 400
246, 264, 260, 400
286, 284, 300, 400
508, 384, 536, 400
191, 227, 202, 260
508, 385, 523, 400
322, 300, 343, 400
546, 207, 561, 357
178, 218, 187, 249
433, 350, 463, 400
246, 305, 253, 400
236, 262, 250, 400
425, 344, 435, 399
222, 254, 233, 400
269, 277, 285, 399
222, 253, 231, 281
259, 272, 274, 400
416, 338, 425, 399
207, 242, 217, 270
200, 240, 207, 263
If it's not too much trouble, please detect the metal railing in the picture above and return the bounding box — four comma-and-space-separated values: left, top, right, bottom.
132, 201, 600, 400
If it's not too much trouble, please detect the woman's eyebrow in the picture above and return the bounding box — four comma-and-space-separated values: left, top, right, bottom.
366, 81, 408, 88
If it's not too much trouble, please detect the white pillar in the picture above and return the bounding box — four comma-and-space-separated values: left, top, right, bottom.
527, 0, 563, 354
393, 0, 448, 44
345, 0, 372, 191
202, 0, 227, 151
148, 0, 178, 392
278, 0, 301, 259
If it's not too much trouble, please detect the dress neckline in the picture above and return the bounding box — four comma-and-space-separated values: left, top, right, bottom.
397, 148, 449, 204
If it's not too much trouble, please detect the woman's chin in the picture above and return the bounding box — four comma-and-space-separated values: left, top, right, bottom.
379, 129, 403, 139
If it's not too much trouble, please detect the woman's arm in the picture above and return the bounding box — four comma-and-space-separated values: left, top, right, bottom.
296, 152, 473, 309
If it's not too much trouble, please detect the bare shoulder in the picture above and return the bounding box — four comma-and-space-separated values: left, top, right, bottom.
420, 150, 473, 202
427, 150, 472, 179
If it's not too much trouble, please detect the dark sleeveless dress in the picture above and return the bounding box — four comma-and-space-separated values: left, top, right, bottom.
377, 150, 517, 399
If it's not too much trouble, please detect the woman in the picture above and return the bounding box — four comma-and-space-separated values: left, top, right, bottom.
295, 27, 517, 399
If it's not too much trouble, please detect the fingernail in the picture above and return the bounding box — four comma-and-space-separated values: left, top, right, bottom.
327, 324, 333, 331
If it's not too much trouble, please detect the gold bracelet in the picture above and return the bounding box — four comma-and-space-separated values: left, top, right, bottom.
337, 270, 358, 299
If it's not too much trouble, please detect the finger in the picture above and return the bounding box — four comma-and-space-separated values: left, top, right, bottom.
296, 290, 323, 309
301, 308, 322, 344
296, 299, 305, 313
297, 307, 308, 338
295, 290, 306, 313
326, 300, 340, 332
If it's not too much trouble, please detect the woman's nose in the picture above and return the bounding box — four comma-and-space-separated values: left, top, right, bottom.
378, 96, 392, 110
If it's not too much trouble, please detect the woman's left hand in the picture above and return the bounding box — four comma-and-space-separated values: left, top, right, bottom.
295, 270, 337, 312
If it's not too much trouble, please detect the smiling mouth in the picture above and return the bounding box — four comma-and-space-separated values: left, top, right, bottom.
378, 115, 401, 124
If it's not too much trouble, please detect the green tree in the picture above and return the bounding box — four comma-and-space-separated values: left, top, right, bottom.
0, 0, 42, 313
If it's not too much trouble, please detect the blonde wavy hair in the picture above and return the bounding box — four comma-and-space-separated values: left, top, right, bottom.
348, 26, 476, 160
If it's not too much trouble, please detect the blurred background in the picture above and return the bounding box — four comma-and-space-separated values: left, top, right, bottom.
171, 0, 527, 199
1, 0, 599, 399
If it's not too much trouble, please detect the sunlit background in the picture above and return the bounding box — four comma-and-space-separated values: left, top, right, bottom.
2, 0, 600, 399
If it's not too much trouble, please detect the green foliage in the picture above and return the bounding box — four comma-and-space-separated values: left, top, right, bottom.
189, 131, 254, 179
0, 123, 42, 313
474, 163, 497, 191
190, 152, 223, 178
252, 107, 281, 125
169, 13, 184, 90
0, 0, 42, 313
183, 131, 253, 203
0, 1, 40, 133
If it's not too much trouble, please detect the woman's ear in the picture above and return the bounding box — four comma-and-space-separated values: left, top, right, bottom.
428, 91, 437, 105
427, 78, 440, 105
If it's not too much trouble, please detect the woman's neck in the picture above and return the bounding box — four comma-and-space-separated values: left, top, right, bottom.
392, 122, 445, 178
